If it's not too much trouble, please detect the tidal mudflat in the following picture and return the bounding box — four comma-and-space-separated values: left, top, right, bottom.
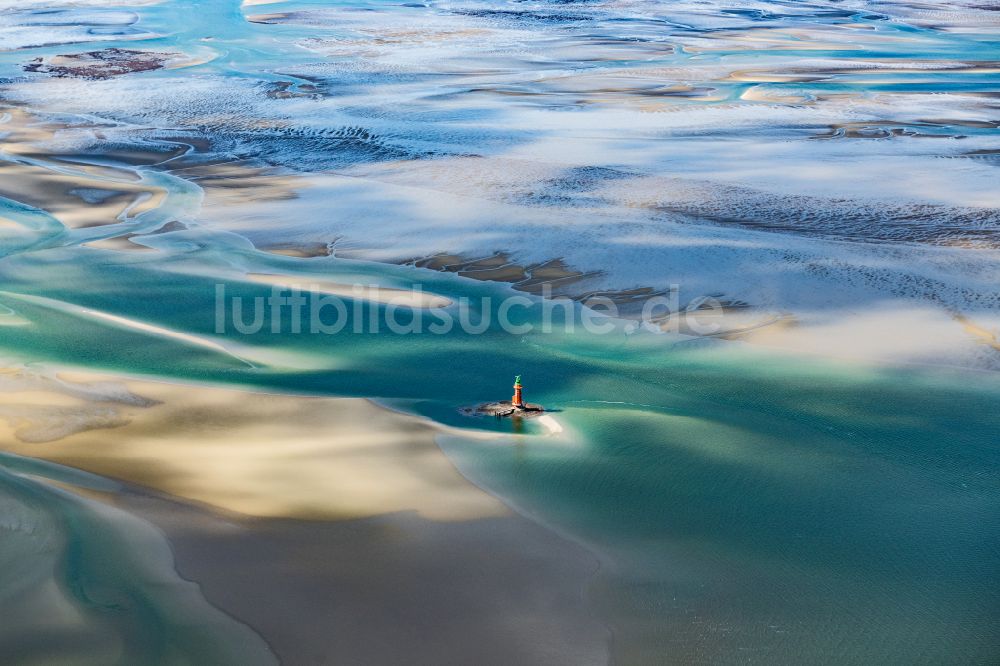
1, 0, 998, 664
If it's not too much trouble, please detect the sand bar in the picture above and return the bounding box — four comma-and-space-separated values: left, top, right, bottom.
0, 366, 609, 663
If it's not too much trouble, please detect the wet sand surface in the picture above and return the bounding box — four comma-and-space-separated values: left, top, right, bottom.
0, 367, 608, 665
125, 490, 608, 666
0, 372, 505, 521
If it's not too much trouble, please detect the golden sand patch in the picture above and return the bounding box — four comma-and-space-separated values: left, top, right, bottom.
0, 370, 507, 522
0, 161, 165, 228
0, 109, 168, 227
954, 314, 1000, 353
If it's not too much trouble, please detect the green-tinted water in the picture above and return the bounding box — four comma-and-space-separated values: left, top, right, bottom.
2, 236, 998, 662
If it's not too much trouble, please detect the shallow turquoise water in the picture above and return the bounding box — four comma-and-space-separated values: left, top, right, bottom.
2, 237, 998, 662
0, 453, 275, 665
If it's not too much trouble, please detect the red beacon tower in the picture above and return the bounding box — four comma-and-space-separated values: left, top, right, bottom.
512, 375, 524, 409
461, 375, 542, 419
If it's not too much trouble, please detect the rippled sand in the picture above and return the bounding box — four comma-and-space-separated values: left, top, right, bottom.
3, 0, 999, 364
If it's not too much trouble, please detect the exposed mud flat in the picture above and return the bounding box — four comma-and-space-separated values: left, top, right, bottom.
24, 48, 181, 80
